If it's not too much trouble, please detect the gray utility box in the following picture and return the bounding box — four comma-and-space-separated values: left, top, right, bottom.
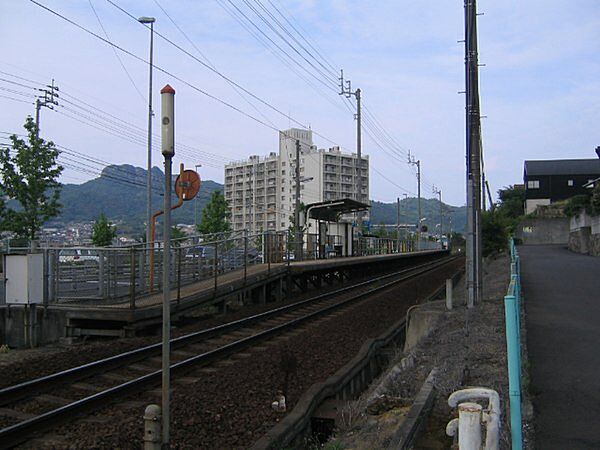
4, 253, 44, 304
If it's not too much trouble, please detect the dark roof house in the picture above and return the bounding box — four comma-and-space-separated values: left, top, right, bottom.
523, 158, 600, 214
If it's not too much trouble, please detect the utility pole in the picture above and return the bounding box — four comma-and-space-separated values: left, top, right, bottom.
294, 139, 302, 260
408, 152, 421, 250
339, 70, 364, 230
34, 79, 59, 139
465, 0, 483, 307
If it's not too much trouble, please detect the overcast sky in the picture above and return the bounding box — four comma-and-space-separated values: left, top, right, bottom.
1, 0, 599, 206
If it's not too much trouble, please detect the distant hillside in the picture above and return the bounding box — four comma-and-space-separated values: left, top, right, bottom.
53, 165, 223, 233
50, 164, 465, 234
370, 198, 466, 234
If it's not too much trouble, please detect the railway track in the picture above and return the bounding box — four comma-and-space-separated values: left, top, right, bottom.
0, 256, 458, 449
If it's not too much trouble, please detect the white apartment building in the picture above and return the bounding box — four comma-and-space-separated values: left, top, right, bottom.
224, 128, 369, 233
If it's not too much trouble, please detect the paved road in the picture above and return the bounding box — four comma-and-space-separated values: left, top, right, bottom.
520, 245, 600, 449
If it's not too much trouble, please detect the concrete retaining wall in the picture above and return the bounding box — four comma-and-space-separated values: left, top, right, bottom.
516, 218, 569, 245
568, 212, 600, 256
0, 305, 67, 348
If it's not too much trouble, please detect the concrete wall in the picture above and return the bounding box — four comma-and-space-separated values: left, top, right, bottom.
516, 217, 569, 245
0, 305, 67, 348
568, 211, 600, 256
525, 198, 551, 215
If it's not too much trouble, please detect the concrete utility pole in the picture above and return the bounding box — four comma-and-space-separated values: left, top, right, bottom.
139, 16, 156, 247
294, 139, 302, 260
159, 83, 175, 448
465, 0, 483, 307
339, 70, 364, 230
408, 152, 421, 250
34, 79, 59, 139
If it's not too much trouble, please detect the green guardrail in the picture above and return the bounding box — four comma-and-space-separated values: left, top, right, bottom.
505, 237, 522, 449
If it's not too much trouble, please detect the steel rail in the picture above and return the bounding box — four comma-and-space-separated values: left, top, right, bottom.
0, 256, 448, 406
0, 256, 457, 449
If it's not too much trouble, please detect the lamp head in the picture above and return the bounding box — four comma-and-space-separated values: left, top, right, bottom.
138, 16, 156, 24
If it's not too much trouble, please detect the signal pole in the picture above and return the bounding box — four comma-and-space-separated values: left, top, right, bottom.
34, 79, 59, 138
159, 83, 175, 448
339, 70, 364, 230
408, 152, 421, 250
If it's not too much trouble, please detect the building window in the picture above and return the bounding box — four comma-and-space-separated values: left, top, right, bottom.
281, 162, 286, 167
281, 196, 285, 201
281, 222, 286, 227
568, 179, 574, 187
282, 170, 286, 175
527, 180, 540, 189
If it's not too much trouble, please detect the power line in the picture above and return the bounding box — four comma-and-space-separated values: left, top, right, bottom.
87, 0, 146, 103
103, 0, 343, 147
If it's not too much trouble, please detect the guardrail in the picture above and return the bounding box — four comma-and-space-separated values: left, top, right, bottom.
504, 237, 522, 449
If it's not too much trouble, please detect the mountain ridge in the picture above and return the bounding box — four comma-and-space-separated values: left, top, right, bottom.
52, 164, 465, 233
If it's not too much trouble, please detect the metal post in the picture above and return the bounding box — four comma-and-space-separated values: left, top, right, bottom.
176, 247, 182, 304
396, 197, 400, 253
130, 247, 136, 310
267, 232, 271, 273
159, 83, 175, 449
416, 160, 421, 250
142, 18, 156, 252
446, 278, 453, 310
244, 229, 248, 282
213, 241, 218, 292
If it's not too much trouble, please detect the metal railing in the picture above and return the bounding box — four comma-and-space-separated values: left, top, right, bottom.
504, 237, 522, 450
1, 230, 443, 307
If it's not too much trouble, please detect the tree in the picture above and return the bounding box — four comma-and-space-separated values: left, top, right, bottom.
0, 117, 63, 240
497, 185, 525, 219
171, 226, 186, 247
197, 190, 231, 235
91, 213, 117, 246
482, 210, 508, 256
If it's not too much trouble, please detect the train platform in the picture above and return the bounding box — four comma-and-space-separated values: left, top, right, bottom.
1, 249, 447, 346
520, 245, 600, 449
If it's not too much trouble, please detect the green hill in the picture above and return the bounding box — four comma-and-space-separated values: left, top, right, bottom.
51, 164, 465, 234
53, 164, 223, 234
370, 198, 466, 234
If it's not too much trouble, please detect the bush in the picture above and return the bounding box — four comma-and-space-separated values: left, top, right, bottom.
563, 194, 591, 217
591, 184, 600, 216
482, 210, 508, 256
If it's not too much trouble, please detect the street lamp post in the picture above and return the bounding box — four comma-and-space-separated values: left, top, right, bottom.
139, 16, 156, 247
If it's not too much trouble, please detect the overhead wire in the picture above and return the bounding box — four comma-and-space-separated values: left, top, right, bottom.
87, 0, 146, 103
